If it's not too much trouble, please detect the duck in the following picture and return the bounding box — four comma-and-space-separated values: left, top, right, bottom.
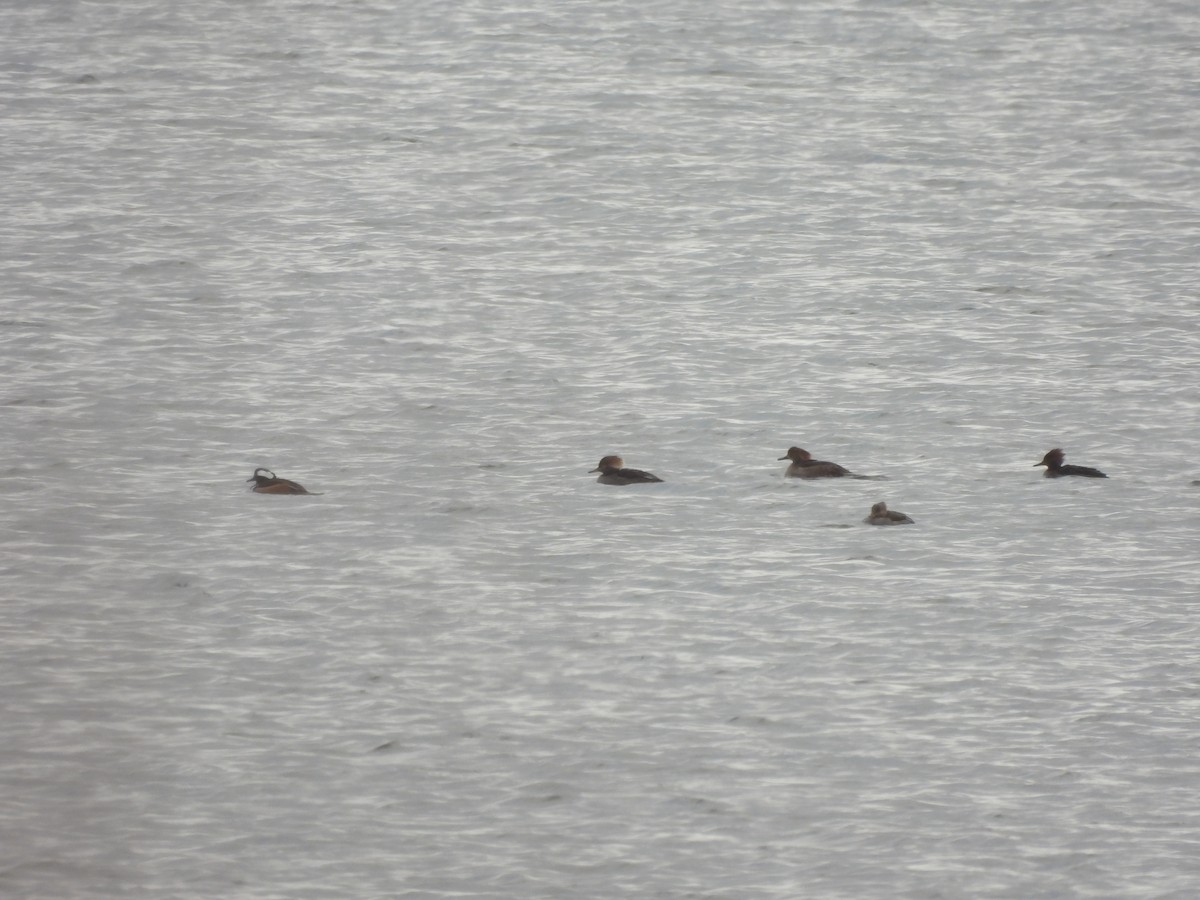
589, 455, 663, 485
247, 467, 315, 494
863, 501, 914, 525
1034, 448, 1107, 479
778, 446, 851, 478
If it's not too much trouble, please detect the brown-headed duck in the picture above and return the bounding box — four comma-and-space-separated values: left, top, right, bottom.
247, 467, 316, 494
778, 446, 851, 478
589, 455, 663, 485
1034, 448, 1107, 478
863, 501, 914, 525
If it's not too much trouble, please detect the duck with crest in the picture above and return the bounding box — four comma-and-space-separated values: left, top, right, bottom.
1034, 448, 1107, 479
778, 446, 852, 478
247, 467, 319, 494
589, 455, 663, 486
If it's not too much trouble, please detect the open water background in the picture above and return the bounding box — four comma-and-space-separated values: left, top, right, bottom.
2, 1, 1199, 897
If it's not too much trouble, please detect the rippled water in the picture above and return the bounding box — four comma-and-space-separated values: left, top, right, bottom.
3, 1, 1199, 898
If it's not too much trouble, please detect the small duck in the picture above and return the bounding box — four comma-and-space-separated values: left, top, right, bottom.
863, 501, 914, 525
247, 467, 316, 494
589, 455, 663, 486
1034, 448, 1107, 479
778, 446, 851, 478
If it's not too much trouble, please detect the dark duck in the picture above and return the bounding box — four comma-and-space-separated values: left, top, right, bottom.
589, 455, 663, 486
863, 501, 914, 525
1034, 448, 1107, 479
247, 467, 317, 494
778, 446, 851, 478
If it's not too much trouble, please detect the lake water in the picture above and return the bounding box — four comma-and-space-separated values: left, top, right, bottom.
2, 1, 1199, 898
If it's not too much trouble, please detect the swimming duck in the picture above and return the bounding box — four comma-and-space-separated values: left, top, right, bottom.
589, 455, 663, 485
247, 467, 314, 494
863, 501, 914, 525
1034, 448, 1107, 479
778, 447, 851, 478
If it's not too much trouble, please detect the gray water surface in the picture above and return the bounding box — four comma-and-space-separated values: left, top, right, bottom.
3, 1, 1199, 898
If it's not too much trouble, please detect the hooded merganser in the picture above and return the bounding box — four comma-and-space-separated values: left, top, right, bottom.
589, 455, 663, 485
863, 501, 914, 525
778, 447, 851, 478
247, 467, 316, 494
1034, 448, 1107, 479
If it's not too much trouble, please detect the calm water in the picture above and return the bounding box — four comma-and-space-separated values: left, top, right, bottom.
3, 1, 1199, 898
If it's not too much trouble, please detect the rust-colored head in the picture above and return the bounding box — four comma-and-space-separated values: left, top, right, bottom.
590, 455, 623, 473
1035, 448, 1065, 468
778, 447, 812, 462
